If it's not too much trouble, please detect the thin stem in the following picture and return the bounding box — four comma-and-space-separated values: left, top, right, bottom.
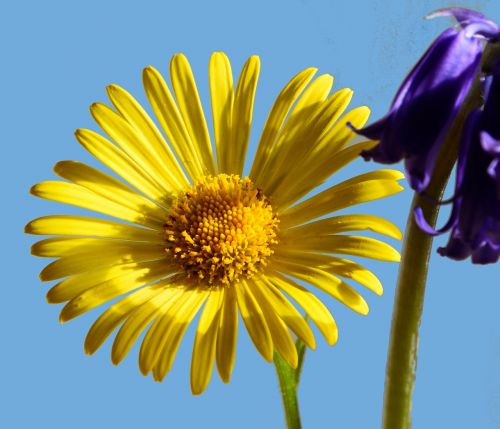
381, 192, 443, 429
274, 352, 302, 429
294, 338, 307, 385
274, 338, 307, 429
294, 315, 309, 386
381, 44, 495, 428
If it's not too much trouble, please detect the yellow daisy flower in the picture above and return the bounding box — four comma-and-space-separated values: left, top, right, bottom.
26, 52, 403, 395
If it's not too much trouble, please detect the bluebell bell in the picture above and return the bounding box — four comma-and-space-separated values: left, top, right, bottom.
415, 61, 500, 264
351, 8, 499, 192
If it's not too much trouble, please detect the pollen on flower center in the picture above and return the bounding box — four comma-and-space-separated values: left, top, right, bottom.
165, 174, 279, 286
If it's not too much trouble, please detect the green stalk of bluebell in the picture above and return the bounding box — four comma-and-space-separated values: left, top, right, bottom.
382, 40, 500, 429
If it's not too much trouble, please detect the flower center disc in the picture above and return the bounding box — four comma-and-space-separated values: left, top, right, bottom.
165, 174, 279, 286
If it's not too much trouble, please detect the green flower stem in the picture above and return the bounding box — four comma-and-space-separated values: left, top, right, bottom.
274, 339, 307, 429
381, 189, 447, 429
381, 43, 499, 429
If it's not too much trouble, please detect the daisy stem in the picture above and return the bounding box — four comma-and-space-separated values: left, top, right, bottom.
295, 338, 307, 385
381, 44, 498, 428
274, 339, 306, 429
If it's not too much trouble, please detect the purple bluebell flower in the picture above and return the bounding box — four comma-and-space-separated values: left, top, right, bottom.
351, 8, 499, 192
415, 61, 500, 264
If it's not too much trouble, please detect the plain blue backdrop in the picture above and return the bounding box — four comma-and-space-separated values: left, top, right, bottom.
2, 0, 500, 427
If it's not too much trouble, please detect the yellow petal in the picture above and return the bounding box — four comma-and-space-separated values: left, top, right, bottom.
30, 181, 164, 229
251, 67, 317, 180
84, 284, 165, 355
263, 87, 352, 196
272, 88, 355, 177
280, 170, 405, 226
255, 74, 334, 189
47, 260, 157, 303
26, 215, 163, 242
54, 160, 166, 221
190, 288, 224, 395
90, 102, 187, 190
287, 74, 333, 116
250, 279, 298, 368
275, 261, 369, 314
151, 289, 208, 381
293, 103, 371, 187
316, 88, 355, 139
75, 128, 169, 203
283, 234, 401, 262
106, 84, 197, 184
170, 53, 216, 174
277, 107, 372, 205
59, 260, 174, 322
324, 259, 383, 296
209, 52, 234, 173
228, 55, 260, 175
111, 284, 182, 365
273, 251, 383, 295
275, 140, 378, 209
234, 280, 273, 362
142, 66, 206, 180
138, 287, 207, 376
257, 278, 315, 349
270, 273, 338, 345
31, 237, 99, 258
317, 104, 370, 151
39, 240, 167, 281
216, 286, 238, 383
284, 214, 402, 240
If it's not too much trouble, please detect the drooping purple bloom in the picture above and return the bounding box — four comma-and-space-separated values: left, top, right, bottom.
351, 8, 499, 192
415, 61, 500, 264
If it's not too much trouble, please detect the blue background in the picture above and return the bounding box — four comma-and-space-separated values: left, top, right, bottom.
2, 0, 500, 427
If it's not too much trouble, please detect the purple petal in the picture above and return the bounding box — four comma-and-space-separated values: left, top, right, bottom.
349, 117, 386, 141
437, 232, 471, 260
487, 158, 500, 180
426, 7, 486, 23
414, 204, 459, 235
426, 7, 499, 39
456, 110, 481, 187
471, 242, 500, 264
487, 158, 500, 198
480, 131, 500, 154
352, 27, 483, 193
